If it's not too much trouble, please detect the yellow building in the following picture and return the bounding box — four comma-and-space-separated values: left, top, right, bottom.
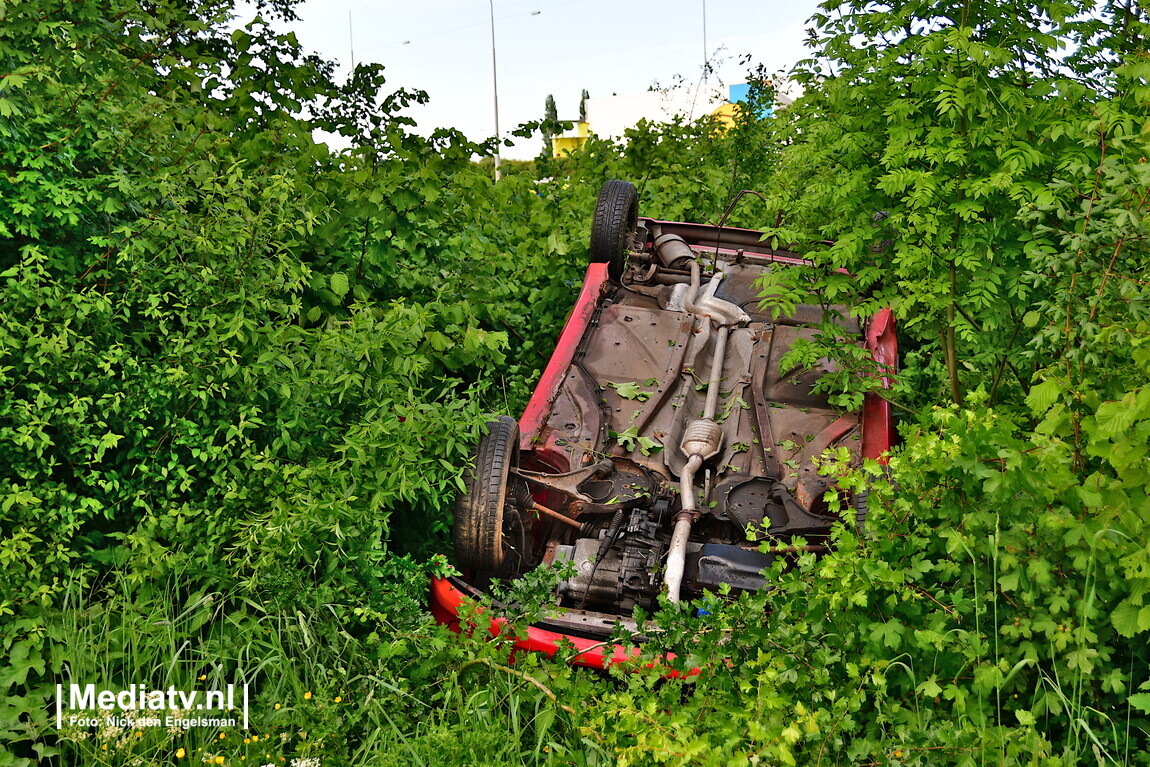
548, 85, 783, 158
550, 121, 591, 157
709, 101, 743, 129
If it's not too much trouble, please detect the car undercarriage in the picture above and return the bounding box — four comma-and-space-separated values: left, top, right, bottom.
435, 181, 896, 651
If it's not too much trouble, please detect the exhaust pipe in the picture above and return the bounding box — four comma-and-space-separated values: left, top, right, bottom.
664, 404, 726, 602
662, 271, 750, 603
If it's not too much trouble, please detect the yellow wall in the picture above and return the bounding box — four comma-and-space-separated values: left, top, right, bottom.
709, 102, 742, 129
551, 122, 591, 157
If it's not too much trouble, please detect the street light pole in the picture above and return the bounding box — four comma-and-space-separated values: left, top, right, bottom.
489, 0, 502, 181
702, 0, 708, 79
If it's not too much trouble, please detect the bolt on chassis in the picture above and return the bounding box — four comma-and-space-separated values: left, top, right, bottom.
431, 181, 897, 669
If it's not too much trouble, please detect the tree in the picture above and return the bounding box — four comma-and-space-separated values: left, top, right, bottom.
0, 3, 582, 759
544, 93, 558, 135
762, 0, 1150, 408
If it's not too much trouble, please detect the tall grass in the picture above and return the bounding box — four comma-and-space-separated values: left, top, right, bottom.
48, 573, 586, 766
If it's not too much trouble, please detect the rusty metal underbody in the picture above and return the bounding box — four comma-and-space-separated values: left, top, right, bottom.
538, 277, 861, 523
496, 220, 873, 616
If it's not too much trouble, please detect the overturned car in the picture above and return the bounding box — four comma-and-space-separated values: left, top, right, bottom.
430, 181, 897, 667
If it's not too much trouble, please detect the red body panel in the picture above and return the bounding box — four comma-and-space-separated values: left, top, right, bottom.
430, 576, 699, 676
430, 576, 639, 669
518, 263, 609, 453
861, 308, 898, 462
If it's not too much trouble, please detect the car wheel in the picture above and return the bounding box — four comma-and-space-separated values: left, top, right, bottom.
590, 180, 639, 279
454, 416, 522, 573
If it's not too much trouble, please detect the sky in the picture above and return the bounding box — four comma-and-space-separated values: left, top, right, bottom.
270, 0, 827, 158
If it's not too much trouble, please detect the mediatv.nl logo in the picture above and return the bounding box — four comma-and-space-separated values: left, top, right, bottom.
56, 684, 249, 729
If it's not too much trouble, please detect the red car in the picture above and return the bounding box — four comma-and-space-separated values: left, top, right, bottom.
431, 181, 897, 669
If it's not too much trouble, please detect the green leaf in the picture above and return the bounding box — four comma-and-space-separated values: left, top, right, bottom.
1129, 694, 1150, 714
330, 272, 349, 299
1111, 599, 1150, 637
916, 677, 942, 697
546, 231, 569, 256
93, 432, 124, 462
869, 620, 905, 649
607, 381, 650, 401
1026, 378, 1062, 413
611, 426, 640, 451
1094, 399, 1137, 439
636, 436, 663, 456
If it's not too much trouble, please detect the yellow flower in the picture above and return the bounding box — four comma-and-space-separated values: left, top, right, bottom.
199, 675, 207, 681
243, 738, 250, 744
215, 757, 224, 765
219, 733, 226, 739
303, 691, 312, 700
251, 735, 259, 742
334, 696, 342, 703
176, 748, 186, 759
274, 704, 281, 710
101, 745, 108, 751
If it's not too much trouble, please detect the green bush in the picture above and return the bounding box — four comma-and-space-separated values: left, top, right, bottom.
2, 0, 1148, 764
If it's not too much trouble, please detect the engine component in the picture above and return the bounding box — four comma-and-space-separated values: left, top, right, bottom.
556, 508, 664, 612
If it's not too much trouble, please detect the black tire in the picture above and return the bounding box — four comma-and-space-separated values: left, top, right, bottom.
590, 180, 639, 279
454, 416, 521, 572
